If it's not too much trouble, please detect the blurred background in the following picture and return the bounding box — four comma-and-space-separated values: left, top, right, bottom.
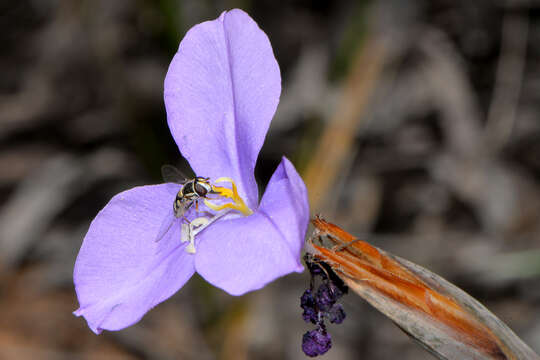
1, 0, 539, 359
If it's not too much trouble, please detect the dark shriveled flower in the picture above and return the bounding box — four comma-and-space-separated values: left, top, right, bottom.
302, 326, 332, 357
328, 303, 346, 324
301, 289, 318, 324
300, 254, 348, 357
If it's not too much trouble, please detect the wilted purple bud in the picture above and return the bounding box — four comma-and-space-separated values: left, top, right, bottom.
301, 257, 348, 356
316, 281, 344, 311
301, 289, 318, 324
315, 283, 335, 311
302, 328, 332, 357
328, 303, 346, 324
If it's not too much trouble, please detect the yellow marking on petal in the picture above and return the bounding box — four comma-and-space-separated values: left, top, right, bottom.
205, 177, 253, 216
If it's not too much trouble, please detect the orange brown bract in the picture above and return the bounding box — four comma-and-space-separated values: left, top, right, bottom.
307, 216, 516, 360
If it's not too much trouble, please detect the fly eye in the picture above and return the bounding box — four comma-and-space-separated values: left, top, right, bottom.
195, 182, 208, 196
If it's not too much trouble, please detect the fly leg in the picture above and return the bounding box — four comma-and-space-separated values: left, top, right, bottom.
180, 200, 195, 224
193, 199, 214, 218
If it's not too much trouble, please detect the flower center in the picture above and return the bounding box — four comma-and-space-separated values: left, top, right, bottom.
181, 177, 253, 253
204, 177, 254, 216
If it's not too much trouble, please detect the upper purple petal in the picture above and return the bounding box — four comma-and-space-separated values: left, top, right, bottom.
164, 9, 281, 208
73, 184, 195, 334
194, 157, 309, 295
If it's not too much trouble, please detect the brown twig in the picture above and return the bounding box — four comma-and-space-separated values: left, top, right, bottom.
302, 38, 385, 211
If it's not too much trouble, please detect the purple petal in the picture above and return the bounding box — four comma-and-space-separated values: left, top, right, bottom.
73, 184, 195, 334
164, 9, 281, 208
155, 209, 176, 242
195, 157, 309, 295
260, 157, 310, 255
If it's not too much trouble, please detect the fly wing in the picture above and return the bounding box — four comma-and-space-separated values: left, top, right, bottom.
155, 210, 175, 242
161, 164, 188, 184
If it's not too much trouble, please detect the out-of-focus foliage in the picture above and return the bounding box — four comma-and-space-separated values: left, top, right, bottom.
0, 1, 539, 359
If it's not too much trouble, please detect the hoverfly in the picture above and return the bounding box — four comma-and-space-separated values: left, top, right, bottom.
155, 165, 213, 242
161, 165, 212, 218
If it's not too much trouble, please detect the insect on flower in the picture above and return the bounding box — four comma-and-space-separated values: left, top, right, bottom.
155, 165, 251, 248
161, 165, 213, 220
155, 165, 224, 248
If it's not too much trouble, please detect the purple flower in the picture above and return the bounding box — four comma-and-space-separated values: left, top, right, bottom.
73, 9, 309, 334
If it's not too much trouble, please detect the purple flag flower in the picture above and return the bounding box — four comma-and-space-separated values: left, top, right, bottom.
73, 9, 309, 334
